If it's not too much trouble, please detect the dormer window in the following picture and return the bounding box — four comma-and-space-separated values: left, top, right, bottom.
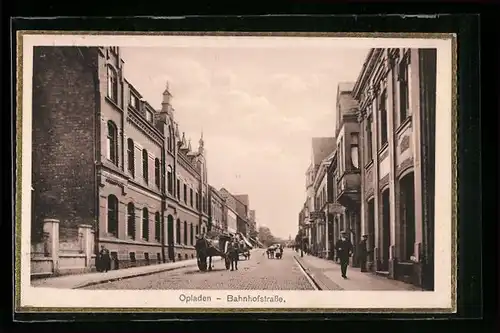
129, 93, 139, 110
146, 110, 153, 123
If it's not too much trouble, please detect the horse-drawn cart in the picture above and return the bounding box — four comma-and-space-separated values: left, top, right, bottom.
194, 234, 232, 272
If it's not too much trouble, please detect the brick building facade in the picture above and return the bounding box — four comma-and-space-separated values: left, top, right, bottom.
32, 46, 211, 272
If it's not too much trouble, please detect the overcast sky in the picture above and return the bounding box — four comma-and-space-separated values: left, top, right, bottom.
120, 43, 368, 239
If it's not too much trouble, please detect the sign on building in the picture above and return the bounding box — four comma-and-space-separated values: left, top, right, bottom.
328, 203, 345, 215
309, 211, 325, 220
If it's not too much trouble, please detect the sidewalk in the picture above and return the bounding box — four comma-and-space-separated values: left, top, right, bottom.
294, 254, 422, 291
31, 257, 221, 289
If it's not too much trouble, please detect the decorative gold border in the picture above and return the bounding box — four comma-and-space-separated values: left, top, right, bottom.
14, 30, 458, 314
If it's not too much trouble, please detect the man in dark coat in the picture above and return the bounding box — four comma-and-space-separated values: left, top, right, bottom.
99, 245, 111, 273
227, 239, 239, 271
358, 234, 370, 272
335, 231, 353, 279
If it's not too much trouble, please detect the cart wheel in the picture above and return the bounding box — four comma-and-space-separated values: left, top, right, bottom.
225, 257, 231, 270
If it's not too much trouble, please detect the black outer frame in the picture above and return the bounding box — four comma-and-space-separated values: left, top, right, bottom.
8, 14, 483, 325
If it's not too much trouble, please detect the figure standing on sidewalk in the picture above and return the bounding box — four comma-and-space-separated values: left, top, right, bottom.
98, 245, 111, 273
335, 231, 353, 279
228, 239, 239, 271
358, 235, 370, 272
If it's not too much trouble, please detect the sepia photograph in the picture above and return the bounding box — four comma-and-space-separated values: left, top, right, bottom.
17, 32, 455, 311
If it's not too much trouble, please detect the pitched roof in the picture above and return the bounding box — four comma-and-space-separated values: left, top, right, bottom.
311, 137, 336, 166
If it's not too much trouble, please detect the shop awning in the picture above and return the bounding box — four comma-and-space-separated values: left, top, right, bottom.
237, 232, 254, 248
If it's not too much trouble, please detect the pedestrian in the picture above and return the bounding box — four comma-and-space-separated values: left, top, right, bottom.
358, 234, 370, 272
335, 231, 353, 279
228, 239, 239, 271
99, 245, 111, 273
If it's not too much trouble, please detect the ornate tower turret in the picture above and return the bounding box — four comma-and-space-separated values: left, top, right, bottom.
161, 81, 173, 117
198, 131, 205, 155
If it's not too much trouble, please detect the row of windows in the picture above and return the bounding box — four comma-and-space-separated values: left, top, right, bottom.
107, 195, 161, 242
173, 219, 206, 245
107, 65, 154, 125
107, 121, 208, 212
107, 122, 162, 187
107, 195, 206, 244
364, 53, 411, 164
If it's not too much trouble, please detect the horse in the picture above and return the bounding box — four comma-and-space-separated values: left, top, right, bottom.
194, 235, 231, 271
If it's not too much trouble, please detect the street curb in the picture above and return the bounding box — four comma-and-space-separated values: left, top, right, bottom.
293, 256, 344, 291
73, 258, 223, 289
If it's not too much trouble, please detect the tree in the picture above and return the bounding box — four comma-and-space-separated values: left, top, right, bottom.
257, 226, 276, 247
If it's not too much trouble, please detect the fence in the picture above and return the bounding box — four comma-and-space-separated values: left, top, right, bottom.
30, 219, 96, 279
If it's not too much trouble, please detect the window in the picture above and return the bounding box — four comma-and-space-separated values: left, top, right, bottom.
195, 192, 199, 210
142, 149, 149, 183
107, 195, 119, 237
129, 93, 139, 110
176, 219, 181, 244
176, 179, 181, 198
107, 66, 118, 102
127, 138, 135, 176
127, 203, 135, 239
146, 110, 153, 122
155, 212, 161, 242
196, 225, 199, 236
167, 166, 173, 194
350, 133, 360, 169
190, 223, 194, 245
399, 55, 410, 124
366, 115, 373, 162
190, 189, 193, 207
106, 121, 118, 165
167, 126, 172, 151
142, 208, 149, 241
337, 143, 341, 172
183, 221, 188, 245
183, 184, 187, 203
202, 197, 206, 213
379, 90, 388, 146
155, 158, 160, 188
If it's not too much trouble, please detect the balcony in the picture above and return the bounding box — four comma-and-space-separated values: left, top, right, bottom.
336, 170, 361, 208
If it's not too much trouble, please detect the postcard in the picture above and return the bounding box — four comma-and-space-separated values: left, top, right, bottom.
16, 32, 456, 313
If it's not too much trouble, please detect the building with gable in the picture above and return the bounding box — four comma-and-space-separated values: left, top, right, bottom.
31, 46, 211, 276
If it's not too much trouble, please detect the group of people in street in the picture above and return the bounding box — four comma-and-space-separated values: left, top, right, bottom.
265, 244, 284, 259
294, 231, 371, 279
334, 231, 371, 279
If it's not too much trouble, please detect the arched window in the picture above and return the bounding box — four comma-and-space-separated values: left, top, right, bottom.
107, 66, 118, 102
155, 212, 161, 242
167, 125, 172, 151
107, 195, 119, 237
127, 203, 135, 239
190, 223, 194, 245
167, 165, 173, 194
107, 121, 118, 165
183, 221, 188, 245
169, 126, 175, 152
154, 158, 160, 188
176, 219, 181, 244
127, 138, 135, 176
142, 208, 149, 241
142, 149, 149, 183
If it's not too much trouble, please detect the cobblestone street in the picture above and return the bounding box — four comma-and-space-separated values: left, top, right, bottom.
83, 249, 315, 290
